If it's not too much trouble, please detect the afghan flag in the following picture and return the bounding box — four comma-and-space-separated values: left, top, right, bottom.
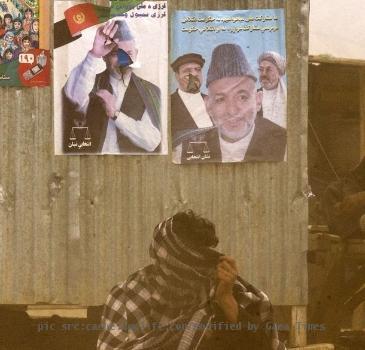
54, 1, 143, 49
64, 3, 99, 36
54, 4, 109, 48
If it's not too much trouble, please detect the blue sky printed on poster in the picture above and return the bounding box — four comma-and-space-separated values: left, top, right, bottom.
171, 9, 286, 93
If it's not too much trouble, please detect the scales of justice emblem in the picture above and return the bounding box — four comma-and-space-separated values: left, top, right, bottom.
186, 141, 211, 161
68, 126, 92, 150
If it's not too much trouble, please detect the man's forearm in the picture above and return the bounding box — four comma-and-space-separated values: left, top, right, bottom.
115, 110, 161, 152
217, 294, 239, 323
64, 52, 100, 114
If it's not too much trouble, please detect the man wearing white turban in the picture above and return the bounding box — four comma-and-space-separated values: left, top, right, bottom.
258, 51, 287, 128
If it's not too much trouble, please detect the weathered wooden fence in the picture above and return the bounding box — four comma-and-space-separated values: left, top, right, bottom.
0, 0, 309, 307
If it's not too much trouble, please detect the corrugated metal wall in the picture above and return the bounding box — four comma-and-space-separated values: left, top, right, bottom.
0, 0, 309, 306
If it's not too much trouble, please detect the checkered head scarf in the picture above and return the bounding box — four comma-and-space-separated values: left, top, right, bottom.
149, 217, 220, 308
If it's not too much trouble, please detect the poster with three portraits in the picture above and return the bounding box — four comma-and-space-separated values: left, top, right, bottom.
54, 2, 286, 162
171, 9, 287, 164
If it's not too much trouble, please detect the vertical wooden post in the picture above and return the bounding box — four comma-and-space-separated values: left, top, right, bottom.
360, 68, 365, 158
353, 64, 365, 344
352, 301, 365, 330
39, 0, 50, 50
290, 306, 307, 347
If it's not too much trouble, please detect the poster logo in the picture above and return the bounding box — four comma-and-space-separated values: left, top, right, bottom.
68, 126, 92, 150
73, 12, 86, 25
186, 141, 211, 161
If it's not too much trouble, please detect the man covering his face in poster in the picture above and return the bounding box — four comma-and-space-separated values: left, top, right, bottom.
258, 51, 287, 128
63, 20, 161, 154
205, 43, 287, 162
171, 53, 213, 136
170, 53, 215, 163
97, 210, 286, 350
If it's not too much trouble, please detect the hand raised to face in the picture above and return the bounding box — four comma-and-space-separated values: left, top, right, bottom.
215, 256, 238, 299
90, 21, 120, 58
215, 256, 239, 323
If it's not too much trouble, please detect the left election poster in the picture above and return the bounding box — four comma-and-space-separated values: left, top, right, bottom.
54, 0, 168, 155
0, 0, 50, 87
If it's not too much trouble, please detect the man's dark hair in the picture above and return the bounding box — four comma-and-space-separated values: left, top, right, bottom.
13, 18, 22, 25
22, 35, 30, 43
172, 210, 219, 248
3, 48, 13, 57
4, 14, 13, 22
24, 8, 33, 15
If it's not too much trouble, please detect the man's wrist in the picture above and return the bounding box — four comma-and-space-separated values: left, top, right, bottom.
85, 51, 103, 70
89, 49, 102, 58
216, 293, 235, 306
216, 295, 239, 323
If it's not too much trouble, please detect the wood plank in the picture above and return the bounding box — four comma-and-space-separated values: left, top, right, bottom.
288, 345, 334, 350
39, 0, 50, 50
290, 306, 307, 347
352, 301, 365, 330
310, 55, 365, 67
360, 68, 365, 158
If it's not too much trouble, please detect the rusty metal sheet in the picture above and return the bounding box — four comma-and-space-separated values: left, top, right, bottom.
0, 0, 309, 306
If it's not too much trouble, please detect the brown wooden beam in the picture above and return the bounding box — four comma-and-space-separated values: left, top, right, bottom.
39, 0, 50, 50
290, 306, 307, 347
309, 55, 365, 67
360, 68, 365, 158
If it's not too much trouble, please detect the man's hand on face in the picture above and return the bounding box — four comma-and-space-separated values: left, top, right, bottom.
90, 21, 120, 58
216, 256, 238, 298
215, 256, 239, 323
186, 74, 201, 93
95, 89, 116, 119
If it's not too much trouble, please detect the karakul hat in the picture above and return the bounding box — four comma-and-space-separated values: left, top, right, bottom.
206, 43, 256, 87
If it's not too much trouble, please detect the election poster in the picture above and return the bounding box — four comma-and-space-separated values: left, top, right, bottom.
54, 0, 168, 155
0, 0, 50, 87
171, 9, 287, 164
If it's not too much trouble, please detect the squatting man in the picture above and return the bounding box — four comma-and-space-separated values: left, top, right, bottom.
97, 210, 286, 350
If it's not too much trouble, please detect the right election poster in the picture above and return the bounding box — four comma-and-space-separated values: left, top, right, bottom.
170, 10, 287, 164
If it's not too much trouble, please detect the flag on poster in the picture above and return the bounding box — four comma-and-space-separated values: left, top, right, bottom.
0, 0, 50, 87
53, 0, 168, 155
64, 3, 99, 36
171, 10, 287, 164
